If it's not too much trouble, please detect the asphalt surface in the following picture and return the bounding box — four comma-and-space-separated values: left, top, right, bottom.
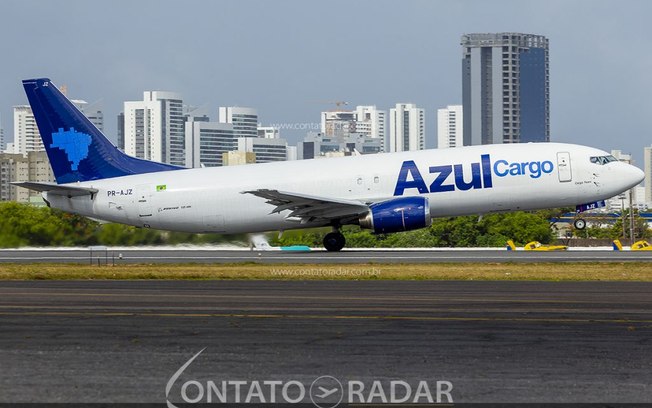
0, 280, 650, 405
2, 248, 652, 264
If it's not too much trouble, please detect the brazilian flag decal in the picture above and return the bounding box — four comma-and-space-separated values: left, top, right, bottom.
156, 185, 167, 192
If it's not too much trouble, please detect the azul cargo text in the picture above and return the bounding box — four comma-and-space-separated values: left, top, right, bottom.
394, 154, 555, 196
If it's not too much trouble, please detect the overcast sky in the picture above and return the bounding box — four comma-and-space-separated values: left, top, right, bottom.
1, 0, 650, 165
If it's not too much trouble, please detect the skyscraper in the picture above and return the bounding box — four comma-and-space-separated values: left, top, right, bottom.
117, 112, 125, 151
354, 106, 386, 151
462, 33, 549, 145
388, 103, 425, 152
437, 105, 463, 149
184, 117, 236, 168
218, 107, 258, 138
124, 91, 185, 166
321, 110, 356, 140
0, 153, 29, 202
13, 105, 43, 155
0, 151, 54, 203
320, 106, 386, 150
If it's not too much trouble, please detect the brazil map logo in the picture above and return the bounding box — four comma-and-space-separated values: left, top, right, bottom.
50, 127, 92, 170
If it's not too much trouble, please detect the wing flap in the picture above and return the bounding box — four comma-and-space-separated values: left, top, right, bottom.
243, 189, 369, 222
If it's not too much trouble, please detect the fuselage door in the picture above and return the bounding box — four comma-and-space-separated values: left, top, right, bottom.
557, 152, 572, 182
135, 184, 153, 217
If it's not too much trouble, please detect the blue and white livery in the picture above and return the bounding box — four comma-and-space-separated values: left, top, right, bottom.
15, 78, 645, 251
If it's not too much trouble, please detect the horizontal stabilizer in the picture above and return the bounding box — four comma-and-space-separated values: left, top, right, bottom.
12, 181, 98, 197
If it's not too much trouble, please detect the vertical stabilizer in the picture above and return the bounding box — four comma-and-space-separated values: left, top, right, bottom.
22, 78, 183, 183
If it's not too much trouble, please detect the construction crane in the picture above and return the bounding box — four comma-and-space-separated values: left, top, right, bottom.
310, 100, 350, 110
331, 101, 349, 108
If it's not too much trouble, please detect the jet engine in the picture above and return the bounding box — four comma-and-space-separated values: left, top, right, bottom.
358, 196, 431, 234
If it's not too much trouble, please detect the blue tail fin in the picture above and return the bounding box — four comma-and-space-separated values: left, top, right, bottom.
22, 78, 183, 184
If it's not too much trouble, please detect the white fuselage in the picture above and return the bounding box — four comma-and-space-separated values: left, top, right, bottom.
44, 143, 642, 234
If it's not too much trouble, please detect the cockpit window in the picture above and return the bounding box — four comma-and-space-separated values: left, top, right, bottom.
590, 155, 618, 165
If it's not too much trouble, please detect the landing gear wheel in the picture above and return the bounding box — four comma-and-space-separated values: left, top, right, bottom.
323, 232, 346, 252
574, 218, 586, 230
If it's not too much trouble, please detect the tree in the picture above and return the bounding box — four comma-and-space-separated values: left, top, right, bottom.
481, 212, 553, 245
0, 202, 563, 248
609, 209, 651, 241
0, 202, 98, 247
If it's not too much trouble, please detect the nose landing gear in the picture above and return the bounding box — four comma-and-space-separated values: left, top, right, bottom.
573, 218, 586, 230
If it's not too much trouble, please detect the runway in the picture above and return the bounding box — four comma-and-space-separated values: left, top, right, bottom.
2, 247, 652, 264
0, 280, 650, 404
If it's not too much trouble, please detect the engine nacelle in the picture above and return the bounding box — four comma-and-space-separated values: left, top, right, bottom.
358, 196, 431, 234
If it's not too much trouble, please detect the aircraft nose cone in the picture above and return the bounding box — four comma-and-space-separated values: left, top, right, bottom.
623, 163, 645, 188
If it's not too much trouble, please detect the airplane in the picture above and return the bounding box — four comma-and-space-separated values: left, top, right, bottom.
315, 386, 339, 399
506, 240, 567, 251
14, 78, 645, 251
523, 241, 568, 251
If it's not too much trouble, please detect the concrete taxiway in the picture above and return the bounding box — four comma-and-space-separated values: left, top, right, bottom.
1, 247, 652, 263
0, 280, 650, 404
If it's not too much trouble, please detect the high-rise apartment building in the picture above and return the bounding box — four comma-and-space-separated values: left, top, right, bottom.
0, 153, 28, 202
437, 105, 463, 149
321, 110, 357, 140
354, 106, 386, 150
26, 151, 55, 202
0, 151, 54, 203
185, 117, 236, 168
218, 107, 258, 138
462, 33, 549, 145
236, 137, 288, 163
124, 91, 185, 166
117, 112, 125, 151
13, 105, 43, 155
320, 106, 386, 150
388, 103, 425, 152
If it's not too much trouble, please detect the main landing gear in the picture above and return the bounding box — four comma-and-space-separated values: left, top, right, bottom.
323, 230, 346, 252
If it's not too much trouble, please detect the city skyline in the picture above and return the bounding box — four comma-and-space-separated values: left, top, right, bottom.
1, 0, 651, 165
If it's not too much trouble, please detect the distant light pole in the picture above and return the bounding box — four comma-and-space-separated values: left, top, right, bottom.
629, 188, 636, 245
620, 194, 626, 240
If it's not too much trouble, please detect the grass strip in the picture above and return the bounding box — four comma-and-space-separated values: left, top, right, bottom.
0, 262, 650, 281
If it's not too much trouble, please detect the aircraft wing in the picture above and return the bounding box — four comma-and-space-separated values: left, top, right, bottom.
11, 181, 98, 198
243, 189, 369, 223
